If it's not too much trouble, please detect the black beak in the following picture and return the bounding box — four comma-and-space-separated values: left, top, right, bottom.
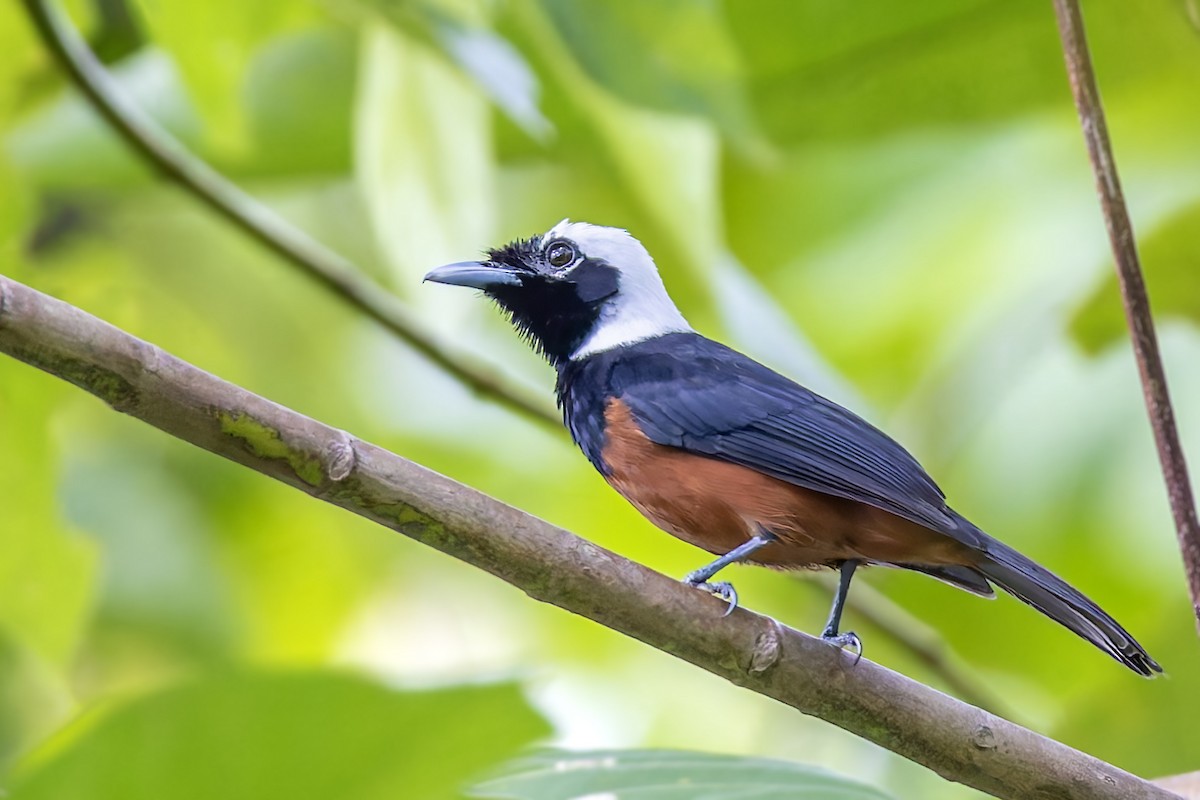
423, 261, 522, 290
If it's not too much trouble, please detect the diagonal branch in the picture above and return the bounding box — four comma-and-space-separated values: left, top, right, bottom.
20, 0, 559, 430
1052, 0, 1200, 628
0, 274, 1178, 800
17, 0, 1009, 709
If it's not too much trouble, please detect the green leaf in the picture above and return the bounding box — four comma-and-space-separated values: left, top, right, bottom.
471, 749, 893, 800
129, 0, 316, 153
241, 29, 358, 175
0, 1, 40, 124
354, 21, 496, 285
0, 634, 73, 775
724, 0, 1200, 143
361, 0, 551, 140
0, 153, 33, 248
5, 49, 203, 189
1069, 201, 1200, 353
0, 359, 95, 774
536, 0, 758, 148
0, 363, 96, 669
58, 436, 238, 653
429, 15, 551, 141
6, 35, 357, 189
11, 672, 550, 800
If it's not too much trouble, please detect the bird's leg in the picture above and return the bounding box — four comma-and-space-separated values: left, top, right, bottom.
822, 559, 863, 663
683, 529, 776, 616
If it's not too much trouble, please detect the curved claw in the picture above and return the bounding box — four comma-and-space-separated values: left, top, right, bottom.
683, 577, 739, 615
821, 630, 863, 665
713, 582, 739, 616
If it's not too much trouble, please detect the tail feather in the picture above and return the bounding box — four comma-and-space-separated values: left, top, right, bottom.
975, 539, 1161, 677
900, 563, 995, 598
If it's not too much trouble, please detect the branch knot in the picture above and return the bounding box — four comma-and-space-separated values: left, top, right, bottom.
971, 723, 997, 751
326, 436, 356, 482
747, 619, 783, 675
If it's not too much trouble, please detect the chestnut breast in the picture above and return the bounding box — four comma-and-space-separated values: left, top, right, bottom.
601, 398, 974, 569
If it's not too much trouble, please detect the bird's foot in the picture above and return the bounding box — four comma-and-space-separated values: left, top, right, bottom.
683, 574, 739, 616
821, 630, 863, 665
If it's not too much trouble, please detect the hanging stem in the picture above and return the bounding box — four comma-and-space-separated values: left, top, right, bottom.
1052, 0, 1200, 628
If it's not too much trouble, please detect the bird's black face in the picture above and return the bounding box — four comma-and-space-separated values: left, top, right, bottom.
425, 234, 620, 366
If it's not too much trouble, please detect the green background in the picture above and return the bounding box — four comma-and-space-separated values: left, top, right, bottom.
1, 0, 1198, 797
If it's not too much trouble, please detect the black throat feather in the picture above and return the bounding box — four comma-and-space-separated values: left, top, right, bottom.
483, 236, 619, 371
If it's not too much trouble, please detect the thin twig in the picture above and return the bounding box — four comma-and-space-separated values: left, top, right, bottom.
1052, 0, 1200, 627
0, 273, 1179, 800
20, 0, 559, 430
17, 0, 1007, 705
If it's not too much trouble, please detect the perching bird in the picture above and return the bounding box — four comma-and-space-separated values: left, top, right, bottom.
424, 220, 1161, 676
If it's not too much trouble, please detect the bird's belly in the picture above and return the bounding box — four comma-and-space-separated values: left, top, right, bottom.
601, 399, 971, 568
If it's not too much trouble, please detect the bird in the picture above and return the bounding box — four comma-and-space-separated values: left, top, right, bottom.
424, 219, 1161, 676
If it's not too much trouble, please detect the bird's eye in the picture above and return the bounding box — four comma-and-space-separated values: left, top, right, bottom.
546, 241, 576, 269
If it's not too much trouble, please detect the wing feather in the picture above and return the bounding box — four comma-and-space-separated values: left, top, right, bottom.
608, 334, 954, 534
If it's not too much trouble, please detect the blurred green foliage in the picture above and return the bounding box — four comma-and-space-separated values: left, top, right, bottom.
2, 0, 1199, 798
473, 749, 894, 799
1071, 201, 1200, 352
12, 675, 548, 799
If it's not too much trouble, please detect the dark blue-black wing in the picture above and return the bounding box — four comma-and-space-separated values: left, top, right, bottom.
607, 333, 960, 535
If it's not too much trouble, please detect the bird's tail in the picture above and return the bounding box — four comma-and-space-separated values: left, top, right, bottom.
972, 537, 1161, 676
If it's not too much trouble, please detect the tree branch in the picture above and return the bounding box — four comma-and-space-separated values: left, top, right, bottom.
1052, 0, 1200, 626
20, 0, 559, 430
0, 273, 1178, 800
17, 0, 1008, 709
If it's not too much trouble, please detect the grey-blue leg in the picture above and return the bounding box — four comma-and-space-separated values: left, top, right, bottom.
822, 559, 863, 663
683, 530, 776, 616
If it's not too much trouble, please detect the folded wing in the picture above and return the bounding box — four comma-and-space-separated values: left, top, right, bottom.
610, 334, 970, 542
